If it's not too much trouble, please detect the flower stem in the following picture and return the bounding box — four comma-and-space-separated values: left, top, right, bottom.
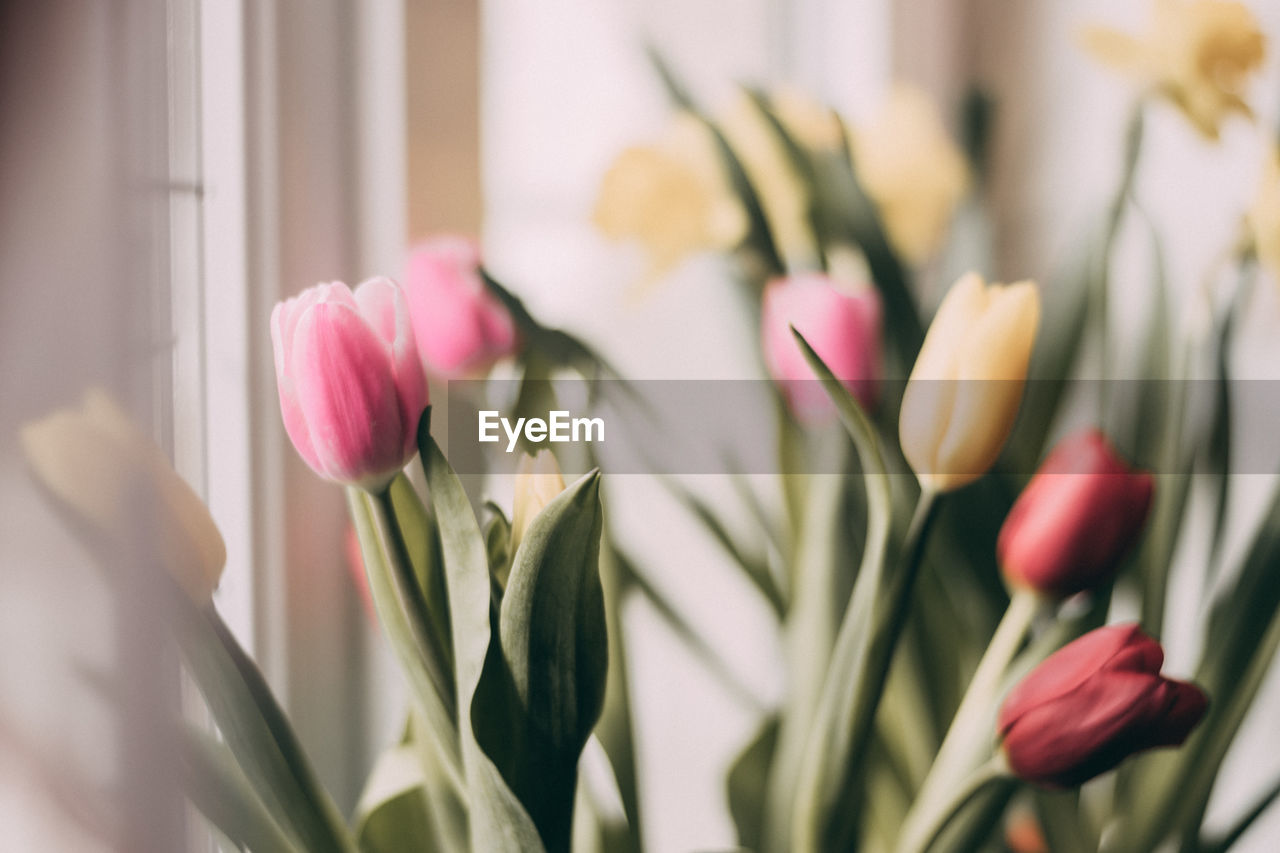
1097, 99, 1146, 423
370, 486, 457, 718
895, 590, 1042, 853
898, 755, 1010, 853
816, 487, 942, 851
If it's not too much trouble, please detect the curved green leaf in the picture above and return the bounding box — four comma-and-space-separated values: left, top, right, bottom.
419, 425, 545, 853
180, 725, 300, 853
473, 470, 608, 853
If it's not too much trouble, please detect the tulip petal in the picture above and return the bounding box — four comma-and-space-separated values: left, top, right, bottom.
999, 624, 1149, 734
933, 281, 1038, 484
356, 277, 428, 458
290, 301, 404, 487
271, 300, 320, 474
1003, 669, 1166, 787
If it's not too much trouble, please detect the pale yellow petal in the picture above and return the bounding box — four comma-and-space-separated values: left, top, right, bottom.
510, 449, 566, 556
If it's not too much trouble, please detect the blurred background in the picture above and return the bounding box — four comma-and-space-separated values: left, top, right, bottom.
3, 0, 1280, 850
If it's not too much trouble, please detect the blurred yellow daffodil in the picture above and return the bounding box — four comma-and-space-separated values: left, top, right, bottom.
593, 113, 747, 277
21, 389, 227, 602
718, 91, 821, 268
1247, 145, 1280, 284
852, 85, 971, 265
899, 273, 1040, 493
1081, 0, 1265, 140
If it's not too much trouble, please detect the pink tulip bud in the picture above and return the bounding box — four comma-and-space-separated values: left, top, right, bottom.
998, 624, 1208, 789
761, 273, 882, 421
402, 236, 519, 377
998, 429, 1153, 598
271, 278, 428, 490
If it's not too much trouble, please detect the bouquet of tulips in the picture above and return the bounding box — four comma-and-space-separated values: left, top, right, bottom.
19, 1, 1280, 851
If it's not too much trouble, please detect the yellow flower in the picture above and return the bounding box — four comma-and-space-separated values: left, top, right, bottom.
1081, 0, 1266, 139
899, 273, 1040, 493
1247, 145, 1280, 282
718, 91, 821, 267
593, 114, 747, 275
21, 389, 226, 601
770, 87, 846, 152
852, 85, 970, 264
509, 450, 567, 556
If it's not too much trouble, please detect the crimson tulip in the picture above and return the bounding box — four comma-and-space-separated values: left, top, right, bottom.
998, 429, 1153, 597
761, 272, 882, 421
998, 624, 1208, 788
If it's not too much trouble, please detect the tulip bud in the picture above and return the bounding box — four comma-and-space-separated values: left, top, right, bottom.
271, 278, 428, 491
21, 390, 227, 602
998, 624, 1208, 789
402, 236, 519, 378
761, 272, 882, 421
999, 429, 1153, 597
899, 272, 1039, 493
509, 450, 566, 557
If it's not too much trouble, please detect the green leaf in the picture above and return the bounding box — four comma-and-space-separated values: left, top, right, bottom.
1119, 482, 1280, 849
642, 51, 783, 276
354, 746, 435, 853
347, 486, 463, 792
419, 424, 546, 853
593, 541, 644, 853
390, 474, 453, 674
727, 716, 780, 852
741, 89, 827, 266
180, 725, 300, 853
781, 331, 897, 853
473, 470, 609, 853
1001, 228, 1093, 478
833, 118, 925, 372
172, 598, 356, 853
484, 500, 513, 593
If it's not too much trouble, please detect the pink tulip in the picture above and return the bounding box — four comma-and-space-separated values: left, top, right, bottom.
271, 278, 428, 490
403, 236, 519, 377
762, 273, 882, 421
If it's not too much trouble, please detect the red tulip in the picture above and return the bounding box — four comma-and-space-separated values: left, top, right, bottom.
998, 624, 1208, 788
998, 429, 1153, 597
761, 272, 882, 422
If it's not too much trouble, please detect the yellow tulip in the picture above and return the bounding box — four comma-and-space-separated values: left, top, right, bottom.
852, 85, 970, 264
21, 389, 226, 602
509, 450, 567, 556
593, 113, 747, 276
899, 273, 1040, 493
1081, 0, 1265, 140
1247, 145, 1280, 283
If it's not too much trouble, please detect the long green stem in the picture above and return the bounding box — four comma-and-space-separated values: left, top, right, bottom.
895, 590, 1042, 853
1097, 99, 1146, 422
815, 487, 942, 852
899, 756, 1010, 853
370, 487, 457, 719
